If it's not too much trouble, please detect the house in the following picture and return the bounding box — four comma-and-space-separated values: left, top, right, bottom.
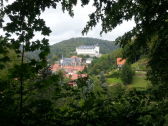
116, 58, 126, 68
50, 64, 85, 74
50, 56, 87, 86
50, 56, 85, 74
63, 65, 85, 74
60, 56, 82, 66
86, 58, 93, 64
50, 64, 60, 73
76, 44, 100, 57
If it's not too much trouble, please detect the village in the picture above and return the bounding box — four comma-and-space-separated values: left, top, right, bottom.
50, 44, 126, 86
1, 0, 166, 125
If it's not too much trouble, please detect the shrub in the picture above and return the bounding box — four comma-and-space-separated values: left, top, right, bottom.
120, 64, 134, 85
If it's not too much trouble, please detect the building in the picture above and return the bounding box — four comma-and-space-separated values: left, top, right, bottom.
116, 58, 126, 68
50, 64, 60, 73
50, 56, 88, 86
50, 56, 85, 74
76, 45, 100, 57
60, 56, 82, 66
85, 58, 93, 64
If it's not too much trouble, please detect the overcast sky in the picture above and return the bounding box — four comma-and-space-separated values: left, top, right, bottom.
41, 2, 135, 45
3, 0, 136, 45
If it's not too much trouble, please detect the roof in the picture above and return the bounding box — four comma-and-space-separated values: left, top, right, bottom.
63, 58, 73, 62
71, 56, 79, 58
50, 64, 85, 72
117, 58, 126, 65
61, 57, 81, 65
50, 64, 60, 71
63, 66, 85, 71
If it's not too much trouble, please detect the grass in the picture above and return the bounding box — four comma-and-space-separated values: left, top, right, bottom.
127, 72, 151, 90
131, 58, 148, 71
106, 71, 151, 90
106, 78, 122, 86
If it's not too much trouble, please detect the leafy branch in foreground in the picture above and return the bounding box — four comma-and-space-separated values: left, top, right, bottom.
82, 0, 168, 96
0, 0, 79, 124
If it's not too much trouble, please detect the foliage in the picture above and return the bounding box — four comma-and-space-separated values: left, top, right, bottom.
106, 78, 122, 86
120, 64, 134, 85
0, 0, 81, 125
0, 37, 10, 69
82, 0, 168, 92
0, 0, 168, 125
127, 72, 151, 91
27, 37, 118, 64
131, 58, 148, 71
106, 69, 149, 90
1, 73, 168, 126
99, 71, 106, 84
88, 48, 122, 74
0, 48, 19, 80
0, 79, 19, 126
106, 70, 121, 78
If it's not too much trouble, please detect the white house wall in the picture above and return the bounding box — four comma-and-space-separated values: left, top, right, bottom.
76, 46, 100, 56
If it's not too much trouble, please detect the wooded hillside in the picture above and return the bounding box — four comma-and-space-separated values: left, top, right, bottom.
27, 37, 118, 63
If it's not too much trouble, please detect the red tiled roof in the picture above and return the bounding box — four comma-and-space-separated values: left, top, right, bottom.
50, 64, 85, 73
117, 58, 126, 65
71, 56, 79, 58
50, 64, 60, 71
63, 66, 85, 71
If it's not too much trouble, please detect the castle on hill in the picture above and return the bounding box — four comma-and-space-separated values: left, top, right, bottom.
76, 44, 100, 57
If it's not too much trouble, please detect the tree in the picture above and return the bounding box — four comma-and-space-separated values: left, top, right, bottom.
1, 0, 167, 86
99, 71, 106, 84
82, 0, 168, 84
1, 0, 168, 125
88, 48, 122, 74
120, 64, 134, 85
0, 0, 79, 124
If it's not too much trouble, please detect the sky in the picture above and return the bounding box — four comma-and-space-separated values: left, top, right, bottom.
2, 0, 136, 45
41, 1, 135, 45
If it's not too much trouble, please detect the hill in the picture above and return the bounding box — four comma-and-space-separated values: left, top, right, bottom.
49, 37, 117, 56
27, 37, 118, 63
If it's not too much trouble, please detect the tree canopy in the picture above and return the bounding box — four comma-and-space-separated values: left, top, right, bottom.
0, 0, 168, 125
82, 0, 168, 87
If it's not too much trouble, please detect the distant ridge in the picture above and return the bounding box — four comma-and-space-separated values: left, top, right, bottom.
27, 37, 118, 63
52, 37, 114, 45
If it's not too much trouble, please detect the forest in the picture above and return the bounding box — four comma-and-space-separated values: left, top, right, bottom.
26, 37, 118, 63
0, 0, 168, 126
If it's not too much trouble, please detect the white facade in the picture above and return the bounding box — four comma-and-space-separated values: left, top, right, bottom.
76, 45, 100, 57
86, 58, 93, 64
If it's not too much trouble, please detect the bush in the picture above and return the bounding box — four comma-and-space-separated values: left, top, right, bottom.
120, 64, 134, 84
106, 70, 120, 78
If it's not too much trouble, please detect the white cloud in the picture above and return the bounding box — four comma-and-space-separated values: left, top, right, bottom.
41, 2, 135, 45
1, 0, 136, 45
